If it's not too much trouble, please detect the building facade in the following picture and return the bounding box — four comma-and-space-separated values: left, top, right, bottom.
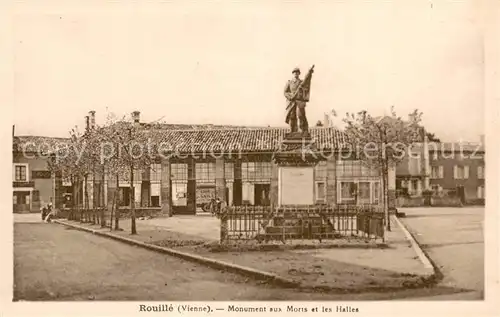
395, 139, 485, 205
13, 121, 388, 215
12, 136, 69, 213
428, 142, 485, 204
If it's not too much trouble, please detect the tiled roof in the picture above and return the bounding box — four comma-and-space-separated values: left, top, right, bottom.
148, 127, 348, 153
14, 131, 483, 157
13, 136, 71, 153
141, 123, 268, 130
13, 127, 348, 154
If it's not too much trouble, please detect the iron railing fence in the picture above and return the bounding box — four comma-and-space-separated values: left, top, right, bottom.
219, 204, 385, 243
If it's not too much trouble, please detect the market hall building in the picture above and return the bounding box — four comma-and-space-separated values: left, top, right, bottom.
149, 127, 383, 215
13, 113, 385, 215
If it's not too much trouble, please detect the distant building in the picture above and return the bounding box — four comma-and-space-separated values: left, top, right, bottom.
396, 137, 485, 205
12, 135, 69, 213
428, 142, 485, 204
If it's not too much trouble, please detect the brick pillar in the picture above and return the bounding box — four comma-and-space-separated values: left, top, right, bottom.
160, 160, 172, 216
215, 158, 226, 201
326, 157, 336, 205
187, 157, 196, 214
233, 159, 242, 206
270, 161, 279, 207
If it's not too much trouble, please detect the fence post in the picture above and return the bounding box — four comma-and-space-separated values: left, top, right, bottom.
220, 206, 228, 244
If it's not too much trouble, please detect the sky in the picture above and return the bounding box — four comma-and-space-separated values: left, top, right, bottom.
11, 0, 484, 142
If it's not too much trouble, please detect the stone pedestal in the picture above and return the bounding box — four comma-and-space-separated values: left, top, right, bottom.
272, 132, 324, 207
278, 166, 314, 205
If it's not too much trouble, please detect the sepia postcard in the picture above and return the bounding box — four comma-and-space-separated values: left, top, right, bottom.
1, 0, 499, 316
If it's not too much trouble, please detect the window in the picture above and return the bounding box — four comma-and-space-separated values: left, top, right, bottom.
225, 162, 234, 180
14, 192, 29, 205
172, 183, 187, 206
411, 179, 418, 193
150, 164, 161, 207
431, 166, 438, 179
118, 187, 132, 206
315, 181, 326, 202
196, 162, 215, 183
151, 195, 160, 207
477, 166, 485, 179
477, 185, 485, 199
431, 166, 443, 179
454, 165, 469, 179
358, 182, 371, 203
336, 160, 378, 177
242, 182, 254, 205
14, 165, 27, 181
408, 156, 421, 174
171, 163, 188, 181
340, 182, 356, 203
372, 182, 380, 204
242, 162, 272, 183
118, 168, 142, 182
315, 161, 327, 179
339, 181, 380, 204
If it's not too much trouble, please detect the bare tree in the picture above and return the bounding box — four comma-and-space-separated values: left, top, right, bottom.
98, 113, 155, 235
342, 107, 423, 232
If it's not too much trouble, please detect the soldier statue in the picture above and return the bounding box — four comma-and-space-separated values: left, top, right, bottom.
284, 66, 314, 136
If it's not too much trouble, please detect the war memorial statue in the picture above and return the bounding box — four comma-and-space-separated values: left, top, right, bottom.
284, 65, 315, 137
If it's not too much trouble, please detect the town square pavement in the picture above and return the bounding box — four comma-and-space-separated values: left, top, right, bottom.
399, 206, 484, 300
13, 213, 472, 301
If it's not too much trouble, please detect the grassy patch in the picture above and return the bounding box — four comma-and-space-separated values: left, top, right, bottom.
171, 246, 436, 293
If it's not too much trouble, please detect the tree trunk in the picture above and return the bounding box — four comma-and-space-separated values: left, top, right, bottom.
78, 177, 83, 222
382, 160, 391, 232
114, 174, 120, 230
92, 166, 97, 224
110, 191, 115, 230
130, 164, 137, 235
100, 164, 106, 228
70, 175, 75, 220
84, 174, 89, 223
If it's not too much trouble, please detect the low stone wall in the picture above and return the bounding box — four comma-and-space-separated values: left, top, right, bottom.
465, 198, 485, 206
396, 195, 465, 207
430, 196, 463, 207
115, 207, 164, 218
396, 197, 425, 208
55, 207, 166, 219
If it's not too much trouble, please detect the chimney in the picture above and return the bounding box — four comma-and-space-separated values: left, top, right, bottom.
323, 113, 330, 128
88, 110, 96, 129
85, 116, 90, 131
131, 111, 141, 125
480, 134, 485, 146
12, 125, 15, 138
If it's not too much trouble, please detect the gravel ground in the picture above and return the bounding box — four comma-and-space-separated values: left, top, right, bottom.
400, 207, 485, 300
13, 215, 473, 301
